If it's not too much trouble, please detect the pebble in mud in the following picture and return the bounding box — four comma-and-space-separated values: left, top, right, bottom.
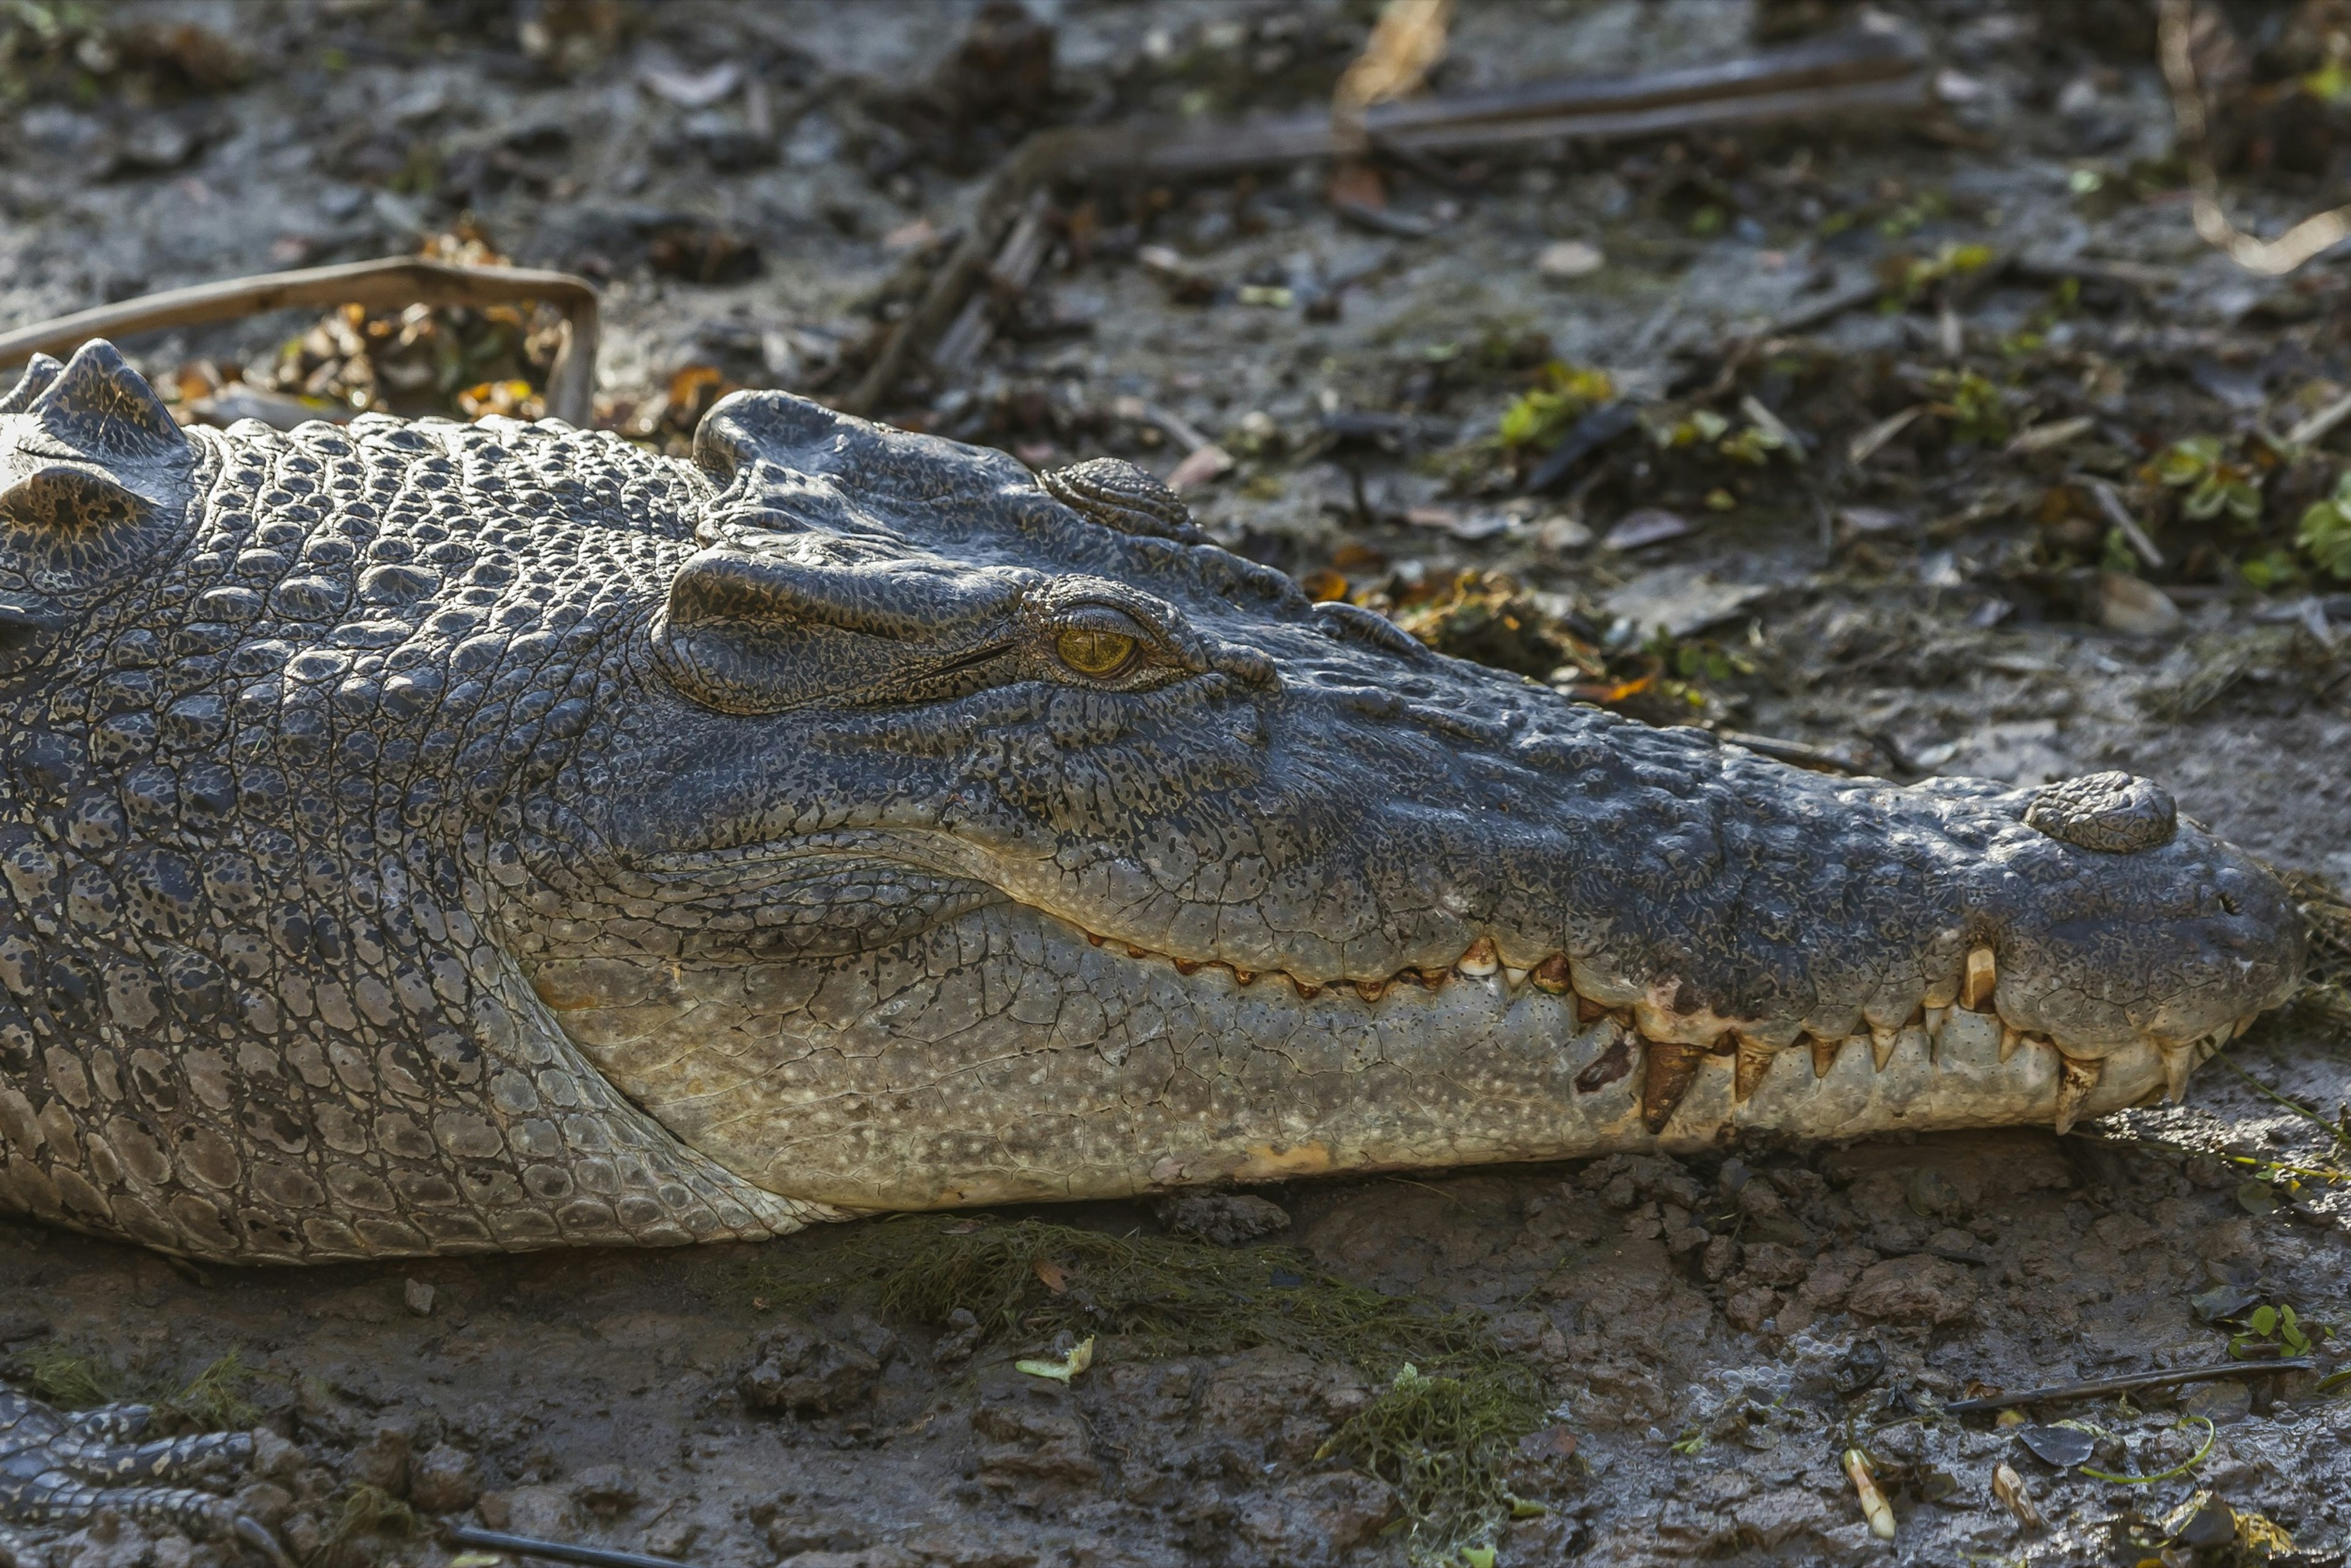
738, 1317, 885, 1417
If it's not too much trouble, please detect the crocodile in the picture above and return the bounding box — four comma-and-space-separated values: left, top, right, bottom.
0, 336, 2312, 1541
0, 339, 2309, 1272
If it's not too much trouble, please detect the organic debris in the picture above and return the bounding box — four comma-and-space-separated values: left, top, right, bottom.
157, 230, 572, 430
1842, 1447, 1895, 1540
1315, 1362, 1548, 1566
2287, 871, 2351, 1035
1014, 1335, 1095, 1384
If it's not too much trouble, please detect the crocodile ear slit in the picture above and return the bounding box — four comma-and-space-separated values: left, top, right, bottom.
22, 340, 187, 463
0, 352, 65, 416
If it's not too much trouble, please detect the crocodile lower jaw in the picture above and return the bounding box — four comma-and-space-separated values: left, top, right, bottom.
1083, 933, 2246, 1142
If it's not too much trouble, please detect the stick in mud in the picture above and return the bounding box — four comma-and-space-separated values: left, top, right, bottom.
1943, 1357, 2318, 1416
446, 1527, 711, 1568
0, 258, 602, 427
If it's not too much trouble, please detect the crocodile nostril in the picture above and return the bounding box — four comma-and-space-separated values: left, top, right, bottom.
2023, 770, 2178, 853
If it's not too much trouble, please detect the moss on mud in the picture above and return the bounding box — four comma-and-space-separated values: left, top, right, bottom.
750, 1215, 1550, 1562
9, 1343, 260, 1429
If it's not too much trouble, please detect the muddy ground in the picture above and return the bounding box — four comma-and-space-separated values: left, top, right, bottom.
4, 0, 2351, 1564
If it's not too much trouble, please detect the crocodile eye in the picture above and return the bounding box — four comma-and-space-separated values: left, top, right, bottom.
1055, 624, 1138, 678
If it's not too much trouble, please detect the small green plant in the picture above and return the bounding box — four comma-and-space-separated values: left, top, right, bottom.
2238, 549, 2304, 591
1498, 363, 1614, 452
1875, 188, 1950, 238
1716, 422, 1787, 467
1639, 405, 1727, 449
2231, 1303, 2314, 1359
18, 1343, 125, 1409
1931, 369, 2010, 446
1881, 240, 1996, 306
2298, 472, 2351, 579
168, 1350, 261, 1430
2154, 436, 2262, 525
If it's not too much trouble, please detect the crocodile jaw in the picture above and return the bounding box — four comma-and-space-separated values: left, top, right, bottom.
531, 896, 2242, 1212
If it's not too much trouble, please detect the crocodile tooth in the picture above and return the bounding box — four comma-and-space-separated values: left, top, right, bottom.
1999, 1025, 2022, 1063
1453, 938, 1499, 978
1354, 978, 1385, 1003
1232, 969, 1256, 986
1530, 955, 1572, 994
1576, 994, 1610, 1027
1415, 967, 1449, 991
1086, 932, 1106, 947
1641, 1040, 1708, 1133
1125, 944, 1149, 960
1291, 977, 1321, 1000
1869, 1024, 1898, 1071
1923, 1005, 1949, 1040
1810, 1035, 1841, 1079
1172, 958, 1201, 977
1962, 946, 1997, 1010
1734, 1037, 1775, 1103
1502, 965, 1529, 989
2159, 1041, 2194, 1103
2052, 1053, 2104, 1135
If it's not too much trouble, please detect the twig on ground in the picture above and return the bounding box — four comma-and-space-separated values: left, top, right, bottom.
2078, 476, 2167, 569
928, 187, 1055, 376
844, 29, 1934, 411
446, 1528, 708, 1568
2159, 0, 2351, 276
2008, 253, 2181, 294
0, 258, 601, 426
1944, 1359, 2318, 1415
2287, 389, 2351, 448
1133, 28, 1926, 176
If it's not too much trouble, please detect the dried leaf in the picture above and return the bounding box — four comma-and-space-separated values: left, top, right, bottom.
1166, 444, 1235, 493
1032, 1258, 1068, 1294
1602, 508, 1692, 551
2016, 1424, 2096, 1468
1990, 1463, 2044, 1529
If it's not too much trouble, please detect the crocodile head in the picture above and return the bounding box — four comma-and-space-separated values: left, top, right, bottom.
527, 392, 2305, 1209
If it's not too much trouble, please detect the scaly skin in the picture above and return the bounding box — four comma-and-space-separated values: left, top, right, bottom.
0, 342, 2306, 1266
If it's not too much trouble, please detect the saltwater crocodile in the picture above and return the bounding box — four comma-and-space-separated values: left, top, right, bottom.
0, 341, 2309, 1274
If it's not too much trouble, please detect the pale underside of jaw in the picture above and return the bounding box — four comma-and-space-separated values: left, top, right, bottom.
539, 892, 2262, 1217
1071, 929, 2254, 1141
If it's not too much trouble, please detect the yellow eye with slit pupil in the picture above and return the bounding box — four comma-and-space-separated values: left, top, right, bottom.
1056, 626, 1138, 678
